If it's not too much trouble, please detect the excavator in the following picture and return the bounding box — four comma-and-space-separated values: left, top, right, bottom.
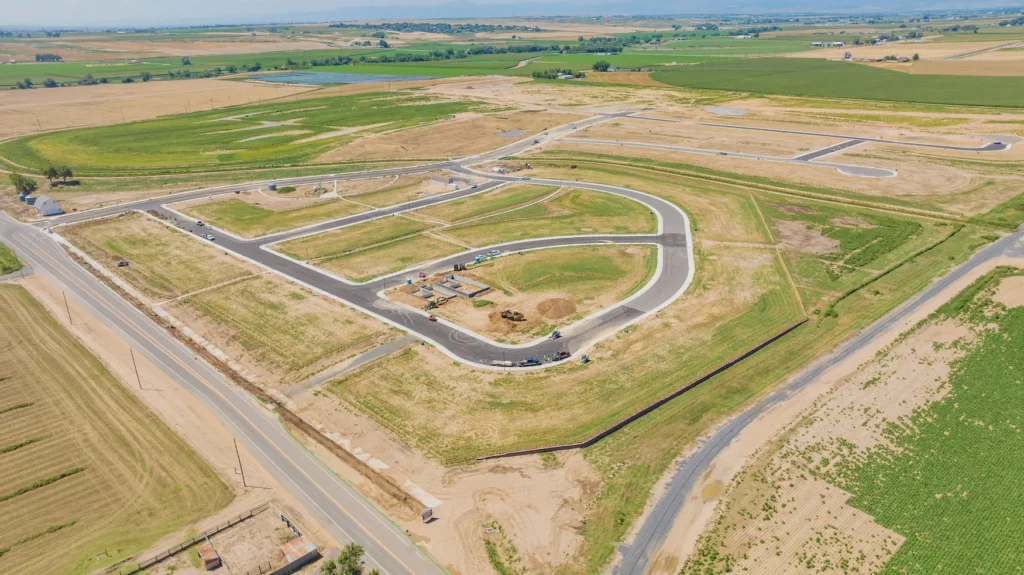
501, 309, 526, 322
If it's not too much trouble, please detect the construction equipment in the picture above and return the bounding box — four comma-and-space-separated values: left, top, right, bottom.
424, 296, 451, 311
501, 309, 526, 322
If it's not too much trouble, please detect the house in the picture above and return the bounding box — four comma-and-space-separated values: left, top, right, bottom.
33, 195, 63, 217
831, 41, 846, 47
810, 42, 824, 47
735, 34, 751, 39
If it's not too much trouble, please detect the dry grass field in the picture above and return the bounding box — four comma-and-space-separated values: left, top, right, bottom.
316, 110, 584, 162
0, 284, 232, 575
0, 78, 312, 138
165, 275, 395, 387
60, 212, 394, 388
60, 212, 256, 300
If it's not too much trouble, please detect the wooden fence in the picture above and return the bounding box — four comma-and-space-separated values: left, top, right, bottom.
117, 502, 270, 575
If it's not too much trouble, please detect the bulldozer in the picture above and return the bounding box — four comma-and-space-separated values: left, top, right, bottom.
423, 296, 451, 311
501, 309, 526, 322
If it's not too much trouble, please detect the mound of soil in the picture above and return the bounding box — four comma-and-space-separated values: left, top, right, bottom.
537, 298, 576, 320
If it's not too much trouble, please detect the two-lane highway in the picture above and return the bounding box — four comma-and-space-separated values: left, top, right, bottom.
0, 214, 442, 575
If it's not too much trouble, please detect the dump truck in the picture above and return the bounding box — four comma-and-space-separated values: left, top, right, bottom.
501, 309, 525, 322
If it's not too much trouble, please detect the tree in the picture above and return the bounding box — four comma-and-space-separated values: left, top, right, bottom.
9, 172, 38, 195
140, 71, 151, 82
21, 77, 33, 88
226, 65, 238, 74
378, 39, 389, 48
913, 53, 920, 61
60, 167, 73, 183
42, 166, 58, 184
43, 77, 57, 88
592, 60, 611, 72
320, 543, 381, 575
181, 56, 191, 66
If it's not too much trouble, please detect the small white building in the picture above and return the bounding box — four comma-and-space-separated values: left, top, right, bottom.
810, 41, 824, 47
831, 41, 846, 47
33, 195, 63, 217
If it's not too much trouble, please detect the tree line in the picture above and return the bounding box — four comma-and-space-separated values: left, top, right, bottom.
331, 22, 542, 34
35, 53, 63, 62
532, 68, 585, 80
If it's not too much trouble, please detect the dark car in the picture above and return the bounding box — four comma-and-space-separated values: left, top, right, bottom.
555, 351, 571, 360
518, 357, 542, 367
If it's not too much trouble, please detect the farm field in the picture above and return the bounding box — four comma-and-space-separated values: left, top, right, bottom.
0, 242, 22, 275
60, 212, 256, 300
652, 58, 1024, 107
0, 284, 232, 575
0, 91, 488, 175
0, 48, 391, 87
681, 267, 1024, 574
389, 244, 658, 342
176, 194, 369, 238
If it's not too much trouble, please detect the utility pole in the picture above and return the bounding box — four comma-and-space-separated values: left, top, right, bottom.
130, 348, 142, 390
234, 439, 248, 487
62, 291, 72, 324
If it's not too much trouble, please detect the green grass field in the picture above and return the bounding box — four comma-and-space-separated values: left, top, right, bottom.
0, 242, 22, 276
475, 244, 657, 302
444, 187, 657, 246
179, 198, 368, 238
410, 183, 558, 223
0, 91, 485, 175
319, 235, 465, 282
652, 58, 1024, 107
274, 215, 434, 262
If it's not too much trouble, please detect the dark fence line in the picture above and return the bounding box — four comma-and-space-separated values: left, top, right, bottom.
117, 502, 270, 575
241, 560, 274, 575
477, 318, 809, 461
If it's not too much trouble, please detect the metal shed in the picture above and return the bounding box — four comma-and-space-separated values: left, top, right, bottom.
33, 195, 64, 217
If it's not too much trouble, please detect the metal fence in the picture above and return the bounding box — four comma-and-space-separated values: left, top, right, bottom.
477, 318, 809, 460
117, 502, 271, 575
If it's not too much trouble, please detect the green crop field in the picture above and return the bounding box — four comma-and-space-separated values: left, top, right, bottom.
833, 268, 1024, 574
0, 91, 486, 176
0, 48, 390, 87
652, 58, 1024, 107
179, 198, 368, 238
0, 242, 22, 276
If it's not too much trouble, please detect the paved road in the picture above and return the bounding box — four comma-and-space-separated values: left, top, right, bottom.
614, 226, 1024, 575
628, 115, 1016, 152
560, 137, 895, 178
793, 139, 865, 161
0, 214, 443, 575
39, 113, 693, 370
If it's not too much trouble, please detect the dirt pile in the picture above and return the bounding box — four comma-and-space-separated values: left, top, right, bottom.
537, 298, 577, 319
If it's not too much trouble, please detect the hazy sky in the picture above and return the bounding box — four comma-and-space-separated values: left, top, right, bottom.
3, 0, 1014, 27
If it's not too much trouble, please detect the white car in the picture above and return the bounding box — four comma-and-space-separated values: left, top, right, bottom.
487, 249, 501, 257
204, 234, 216, 241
